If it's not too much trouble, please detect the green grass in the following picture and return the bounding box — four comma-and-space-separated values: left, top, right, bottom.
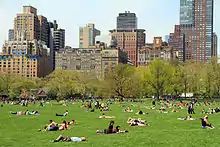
0, 101, 220, 147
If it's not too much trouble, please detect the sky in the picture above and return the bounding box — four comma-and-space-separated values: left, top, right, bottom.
0, 0, 219, 54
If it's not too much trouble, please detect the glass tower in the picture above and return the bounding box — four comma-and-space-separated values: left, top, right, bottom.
180, 0, 213, 62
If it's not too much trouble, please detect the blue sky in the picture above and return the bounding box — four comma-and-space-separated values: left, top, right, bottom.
0, 0, 219, 53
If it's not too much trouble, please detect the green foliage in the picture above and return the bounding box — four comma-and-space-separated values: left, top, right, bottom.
1, 57, 220, 99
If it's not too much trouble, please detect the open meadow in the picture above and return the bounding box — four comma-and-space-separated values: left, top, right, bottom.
0, 100, 220, 147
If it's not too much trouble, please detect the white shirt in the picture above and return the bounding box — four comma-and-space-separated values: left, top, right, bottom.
70, 137, 82, 142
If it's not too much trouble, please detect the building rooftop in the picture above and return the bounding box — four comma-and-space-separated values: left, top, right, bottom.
109, 29, 145, 33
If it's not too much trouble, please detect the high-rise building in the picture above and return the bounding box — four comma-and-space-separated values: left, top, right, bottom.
38, 15, 48, 46
212, 33, 218, 56
0, 39, 51, 77
168, 25, 185, 62
79, 23, 100, 48
14, 6, 49, 46
48, 20, 65, 70
51, 20, 65, 51
117, 11, 137, 30
109, 29, 145, 66
180, 0, 214, 62
8, 29, 14, 41
1, 6, 54, 77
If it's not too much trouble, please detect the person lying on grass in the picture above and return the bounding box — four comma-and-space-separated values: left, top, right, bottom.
99, 113, 115, 118
39, 120, 59, 131
11, 110, 38, 116
177, 115, 198, 120
40, 120, 75, 131
50, 135, 86, 142
124, 106, 133, 112
127, 117, 149, 126
171, 109, 180, 113
201, 116, 214, 129
56, 110, 68, 116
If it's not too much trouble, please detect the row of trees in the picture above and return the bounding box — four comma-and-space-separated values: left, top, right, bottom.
0, 58, 220, 100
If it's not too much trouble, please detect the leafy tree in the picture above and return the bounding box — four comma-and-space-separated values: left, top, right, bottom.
105, 64, 139, 99
144, 59, 172, 100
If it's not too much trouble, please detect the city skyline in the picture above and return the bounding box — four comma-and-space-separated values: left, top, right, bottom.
0, 0, 219, 54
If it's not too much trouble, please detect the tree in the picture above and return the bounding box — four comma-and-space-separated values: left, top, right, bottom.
105, 64, 139, 99
144, 59, 172, 100
168, 64, 183, 98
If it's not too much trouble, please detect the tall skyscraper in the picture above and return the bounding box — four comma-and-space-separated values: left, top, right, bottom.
48, 20, 65, 70
212, 32, 218, 56
109, 29, 145, 66
8, 29, 14, 41
38, 15, 48, 45
117, 11, 137, 30
79, 23, 100, 48
180, 0, 214, 62
14, 6, 49, 46
14, 6, 39, 41
52, 20, 65, 51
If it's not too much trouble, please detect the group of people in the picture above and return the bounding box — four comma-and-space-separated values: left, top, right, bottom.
178, 115, 198, 121
39, 119, 75, 131
202, 107, 220, 114
96, 120, 128, 134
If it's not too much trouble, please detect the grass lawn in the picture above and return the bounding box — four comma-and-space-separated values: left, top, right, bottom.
0, 100, 220, 147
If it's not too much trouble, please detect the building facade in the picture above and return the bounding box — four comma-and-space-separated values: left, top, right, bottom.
212, 32, 218, 56
47, 20, 65, 70
14, 6, 50, 47
180, 0, 214, 62
0, 40, 51, 77
79, 23, 100, 48
51, 20, 65, 50
38, 15, 48, 45
8, 29, 14, 41
168, 25, 185, 62
55, 46, 127, 79
117, 11, 137, 30
109, 29, 145, 66
138, 37, 177, 66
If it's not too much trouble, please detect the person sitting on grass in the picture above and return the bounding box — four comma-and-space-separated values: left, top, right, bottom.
50, 135, 86, 142
56, 110, 68, 116
99, 113, 115, 118
96, 120, 114, 134
136, 110, 148, 115
124, 106, 133, 112
201, 116, 214, 129
113, 126, 129, 133
96, 121, 128, 134
177, 115, 198, 121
